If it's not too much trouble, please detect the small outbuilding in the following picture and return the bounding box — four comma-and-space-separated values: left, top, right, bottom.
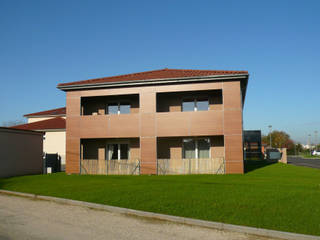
0, 127, 44, 178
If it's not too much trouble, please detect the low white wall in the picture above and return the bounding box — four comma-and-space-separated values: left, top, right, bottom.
28, 117, 52, 123
0, 127, 43, 178
28, 116, 66, 123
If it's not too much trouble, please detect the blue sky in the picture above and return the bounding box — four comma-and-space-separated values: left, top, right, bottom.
1, 0, 319, 143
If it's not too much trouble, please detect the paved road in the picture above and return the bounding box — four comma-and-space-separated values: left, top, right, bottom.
0, 194, 276, 240
288, 156, 320, 169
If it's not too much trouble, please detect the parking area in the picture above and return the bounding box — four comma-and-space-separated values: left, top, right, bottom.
287, 156, 320, 169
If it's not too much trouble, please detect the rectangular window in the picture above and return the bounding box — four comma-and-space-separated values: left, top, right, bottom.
198, 138, 210, 158
108, 144, 119, 160
120, 144, 129, 159
196, 99, 209, 111
119, 103, 130, 114
107, 143, 129, 160
182, 99, 209, 112
182, 100, 195, 112
183, 138, 210, 159
183, 139, 196, 158
108, 104, 118, 115
107, 103, 131, 115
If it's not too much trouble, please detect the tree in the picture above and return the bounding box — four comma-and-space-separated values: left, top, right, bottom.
262, 130, 292, 148
296, 143, 303, 153
1, 119, 26, 127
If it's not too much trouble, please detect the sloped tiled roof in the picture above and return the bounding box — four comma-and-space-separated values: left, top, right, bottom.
11, 117, 66, 131
58, 68, 248, 87
24, 107, 66, 117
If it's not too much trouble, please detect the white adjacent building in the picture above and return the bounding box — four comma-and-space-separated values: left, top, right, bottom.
12, 107, 66, 169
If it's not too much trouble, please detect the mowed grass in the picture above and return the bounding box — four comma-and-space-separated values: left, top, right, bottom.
1, 162, 320, 236
300, 153, 320, 159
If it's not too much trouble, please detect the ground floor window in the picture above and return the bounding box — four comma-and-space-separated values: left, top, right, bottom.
107, 143, 129, 160
183, 138, 210, 159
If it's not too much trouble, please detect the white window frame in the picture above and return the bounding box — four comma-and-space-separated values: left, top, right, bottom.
182, 138, 211, 159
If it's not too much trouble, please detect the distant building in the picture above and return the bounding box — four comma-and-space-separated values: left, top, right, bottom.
302, 144, 311, 149
243, 130, 262, 160
11, 107, 66, 169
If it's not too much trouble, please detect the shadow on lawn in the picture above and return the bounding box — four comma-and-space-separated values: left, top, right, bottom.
0, 179, 6, 190
244, 160, 276, 173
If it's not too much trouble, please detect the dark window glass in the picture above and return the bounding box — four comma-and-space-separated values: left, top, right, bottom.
197, 100, 209, 111
182, 100, 195, 112
108, 144, 118, 160
120, 104, 130, 114
183, 139, 195, 158
120, 144, 129, 159
198, 138, 210, 158
108, 104, 118, 115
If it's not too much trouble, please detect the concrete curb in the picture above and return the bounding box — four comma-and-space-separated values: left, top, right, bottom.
0, 189, 319, 240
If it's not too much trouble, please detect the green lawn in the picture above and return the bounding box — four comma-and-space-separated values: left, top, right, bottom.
1, 162, 320, 236
299, 153, 320, 159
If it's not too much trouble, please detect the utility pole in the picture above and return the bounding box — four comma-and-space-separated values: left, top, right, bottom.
315, 131, 318, 150
268, 125, 272, 148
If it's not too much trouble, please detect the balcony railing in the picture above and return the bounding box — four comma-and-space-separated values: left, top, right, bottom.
80, 159, 140, 175
78, 114, 140, 138
156, 111, 224, 137
79, 158, 225, 175
157, 158, 225, 175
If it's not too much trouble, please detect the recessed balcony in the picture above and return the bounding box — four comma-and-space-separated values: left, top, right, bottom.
81, 94, 139, 116
156, 90, 223, 113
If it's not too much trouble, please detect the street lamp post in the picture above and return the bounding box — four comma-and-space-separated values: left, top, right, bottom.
308, 134, 312, 154
268, 125, 272, 148
315, 131, 318, 150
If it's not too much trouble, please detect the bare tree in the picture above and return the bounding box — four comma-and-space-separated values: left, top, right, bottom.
1, 119, 26, 127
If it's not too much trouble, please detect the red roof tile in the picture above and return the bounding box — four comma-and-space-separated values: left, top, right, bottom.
11, 117, 66, 131
58, 68, 248, 87
24, 107, 66, 117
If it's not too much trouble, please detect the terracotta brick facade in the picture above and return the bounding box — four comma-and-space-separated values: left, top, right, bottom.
63, 77, 246, 174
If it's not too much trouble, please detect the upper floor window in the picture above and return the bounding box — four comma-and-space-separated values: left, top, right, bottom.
182, 98, 209, 112
107, 103, 130, 115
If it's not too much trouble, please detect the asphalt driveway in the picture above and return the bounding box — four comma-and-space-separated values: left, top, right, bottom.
288, 156, 320, 169
0, 194, 276, 240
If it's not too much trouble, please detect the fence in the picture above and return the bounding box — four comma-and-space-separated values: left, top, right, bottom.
157, 158, 225, 175
80, 158, 224, 175
80, 159, 140, 175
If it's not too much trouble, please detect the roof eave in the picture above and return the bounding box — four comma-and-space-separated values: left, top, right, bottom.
57, 74, 249, 91
33, 128, 66, 132
24, 114, 66, 118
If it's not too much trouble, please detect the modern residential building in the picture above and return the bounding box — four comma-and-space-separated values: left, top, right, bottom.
58, 68, 249, 175
12, 107, 66, 169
